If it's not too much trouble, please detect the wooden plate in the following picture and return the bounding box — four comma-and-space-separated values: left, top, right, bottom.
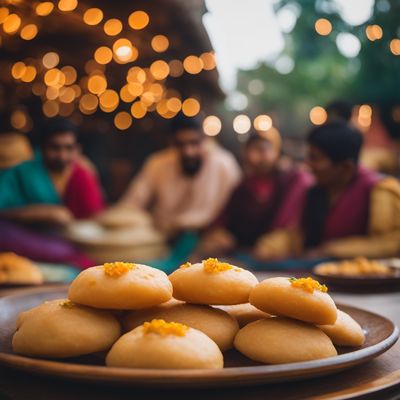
313, 262, 400, 293
0, 286, 398, 388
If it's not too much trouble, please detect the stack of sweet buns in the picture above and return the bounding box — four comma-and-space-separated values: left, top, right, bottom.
12, 258, 365, 369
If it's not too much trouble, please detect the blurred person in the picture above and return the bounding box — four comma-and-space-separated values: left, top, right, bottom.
117, 115, 241, 237
0, 117, 105, 268
198, 129, 312, 256
255, 121, 400, 263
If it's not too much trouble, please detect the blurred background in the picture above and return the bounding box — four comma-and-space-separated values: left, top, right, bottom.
1, 0, 399, 201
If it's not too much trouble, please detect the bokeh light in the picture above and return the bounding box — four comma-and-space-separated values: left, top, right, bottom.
42, 52, 60, 69
104, 19, 123, 36
20, 24, 38, 40
150, 60, 170, 80
254, 115, 273, 131
182, 98, 200, 117
114, 111, 132, 130
128, 11, 149, 30
315, 18, 332, 36
151, 35, 169, 53
35, 2, 54, 16
203, 115, 222, 136
233, 114, 251, 134
83, 8, 103, 26
3, 13, 21, 34
309, 106, 327, 125
58, 0, 78, 12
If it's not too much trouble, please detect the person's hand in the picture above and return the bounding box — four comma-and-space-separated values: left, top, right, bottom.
199, 228, 236, 256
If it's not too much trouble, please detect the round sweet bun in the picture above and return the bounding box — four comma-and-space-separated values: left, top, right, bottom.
234, 317, 337, 364
215, 303, 270, 327
12, 299, 120, 358
123, 302, 239, 351
106, 320, 224, 369
68, 262, 172, 309
168, 259, 258, 305
318, 310, 365, 347
249, 277, 337, 325
0, 252, 43, 285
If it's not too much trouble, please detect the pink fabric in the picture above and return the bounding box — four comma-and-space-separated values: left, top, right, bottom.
323, 167, 380, 242
63, 163, 105, 219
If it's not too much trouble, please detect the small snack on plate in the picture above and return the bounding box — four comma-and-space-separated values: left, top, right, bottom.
0, 252, 43, 285
106, 319, 223, 369
318, 310, 365, 347
315, 257, 393, 277
234, 317, 337, 364
12, 299, 120, 358
123, 301, 239, 351
249, 277, 337, 325
215, 303, 270, 328
169, 258, 258, 305
68, 262, 172, 310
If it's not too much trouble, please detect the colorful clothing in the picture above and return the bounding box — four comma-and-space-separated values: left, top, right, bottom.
214, 169, 312, 246
120, 140, 241, 233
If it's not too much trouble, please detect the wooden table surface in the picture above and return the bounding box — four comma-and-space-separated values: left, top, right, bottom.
1, 274, 400, 400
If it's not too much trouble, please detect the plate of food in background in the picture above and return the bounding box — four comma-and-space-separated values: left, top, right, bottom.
313, 257, 400, 292
0, 252, 79, 288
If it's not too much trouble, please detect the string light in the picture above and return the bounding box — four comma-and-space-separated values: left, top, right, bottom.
104, 19, 122, 36
131, 101, 147, 118
150, 60, 169, 80
200, 52, 216, 70
169, 60, 184, 77
87, 74, 107, 94
203, 115, 222, 136
35, 2, 54, 16
114, 111, 132, 130
315, 18, 332, 36
3, 13, 21, 34
309, 106, 327, 125
94, 46, 113, 64
254, 115, 272, 131
20, 24, 38, 40
182, 98, 200, 117
42, 52, 60, 69
99, 89, 119, 112
183, 55, 203, 74
11, 61, 26, 79
58, 0, 78, 12
21, 66, 37, 82
128, 11, 149, 30
83, 8, 103, 26
365, 25, 383, 41
151, 35, 169, 53
0, 7, 9, 24
79, 94, 98, 115
233, 115, 251, 134
390, 39, 400, 55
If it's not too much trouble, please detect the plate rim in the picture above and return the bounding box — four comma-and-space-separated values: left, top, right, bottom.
0, 286, 399, 386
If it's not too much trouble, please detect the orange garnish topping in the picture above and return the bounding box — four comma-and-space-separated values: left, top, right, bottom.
290, 277, 328, 293
143, 319, 188, 336
203, 258, 233, 273
103, 262, 135, 277
179, 262, 191, 269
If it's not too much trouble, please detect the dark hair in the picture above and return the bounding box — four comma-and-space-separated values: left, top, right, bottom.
308, 121, 363, 164
170, 114, 202, 135
245, 130, 269, 147
40, 117, 78, 146
326, 100, 353, 122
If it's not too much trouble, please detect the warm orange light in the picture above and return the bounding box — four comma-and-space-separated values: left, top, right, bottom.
44, 68, 65, 87
114, 111, 132, 130
61, 66, 77, 85
309, 106, 327, 125
120, 85, 136, 102
183, 55, 203, 74
151, 35, 169, 53
42, 100, 59, 117
20, 24, 38, 40
104, 18, 122, 36
46, 86, 59, 100
42, 52, 59, 69
203, 115, 221, 136
94, 46, 113, 64
79, 93, 98, 114
182, 98, 200, 117
130, 101, 147, 118
169, 60, 184, 77
150, 60, 169, 80
200, 52, 216, 70
35, 2, 54, 16
254, 115, 272, 131
83, 8, 103, 25
11, 110, 27, 130
99, 89, 119, 112
0, 7, 9, 24
58, 0, 78, 12
390, 38, 400, 55
11, 61, 26, 79
87, 75, 107, 95
3, 13, 21, 34
365, 25, 383, 41
21, 66, 37, 83
128, 11, 149, 30
166, 97, 182, 113
127, 82, 143, 97
315, 18, 332, 36
112, 38, 138, 63
127, 66, 146, 84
